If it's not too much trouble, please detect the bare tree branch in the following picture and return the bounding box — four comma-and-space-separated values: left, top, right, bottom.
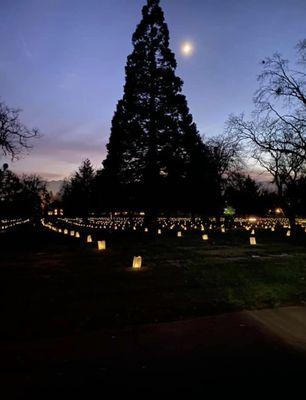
0, 101, 39, 160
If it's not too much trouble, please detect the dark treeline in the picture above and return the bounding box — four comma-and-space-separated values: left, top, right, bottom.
0, 163, 49, 219
59, 158, 282, 219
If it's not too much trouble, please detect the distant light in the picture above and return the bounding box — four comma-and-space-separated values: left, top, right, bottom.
181, 41, 194, 57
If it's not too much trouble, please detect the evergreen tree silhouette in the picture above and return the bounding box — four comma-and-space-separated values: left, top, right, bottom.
103, 0, 215, 222
62, 159, 95, 217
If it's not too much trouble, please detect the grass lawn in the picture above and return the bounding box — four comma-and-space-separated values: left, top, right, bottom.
1, 223, 306, 341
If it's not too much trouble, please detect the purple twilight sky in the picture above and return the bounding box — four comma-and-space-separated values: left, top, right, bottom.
1, 0, 305, 180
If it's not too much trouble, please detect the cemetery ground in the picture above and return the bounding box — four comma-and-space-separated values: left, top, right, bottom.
1, 223, 306, 396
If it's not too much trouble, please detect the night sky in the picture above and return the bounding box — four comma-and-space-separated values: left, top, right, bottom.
1, 0, 305, 180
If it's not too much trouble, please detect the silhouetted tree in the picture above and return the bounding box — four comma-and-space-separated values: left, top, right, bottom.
228, 117, 305, 228
207, 134, 244, 221
224, 173, 266, 216
228, 40, 306, 161
102, 0, 215, 224
287, 175, 306, 216
0, 164, 48, 218
61, 159, 95, 217
0, 164, 22, 216
20, 175, 49, 220
227, 40, 306, 229
0, 101, 39, 160
207, 134, 243, 181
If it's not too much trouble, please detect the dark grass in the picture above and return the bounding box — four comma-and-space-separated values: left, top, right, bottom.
1, 223, 306, 341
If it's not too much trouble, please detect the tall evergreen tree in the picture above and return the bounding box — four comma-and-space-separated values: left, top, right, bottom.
103, 0, 215, 220
62, 159, 95, 217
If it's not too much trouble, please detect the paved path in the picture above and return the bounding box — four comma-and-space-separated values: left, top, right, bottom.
1, 306, 306, 397
247, 306, 306, 352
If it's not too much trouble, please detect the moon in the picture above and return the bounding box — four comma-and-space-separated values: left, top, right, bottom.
181, 41, 195, 57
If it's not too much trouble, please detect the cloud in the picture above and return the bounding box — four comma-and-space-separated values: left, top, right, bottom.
5, 119, 109, 180
34, 125, 108, 162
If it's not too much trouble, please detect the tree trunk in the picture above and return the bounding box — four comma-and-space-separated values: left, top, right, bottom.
287, 212, 297, 233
